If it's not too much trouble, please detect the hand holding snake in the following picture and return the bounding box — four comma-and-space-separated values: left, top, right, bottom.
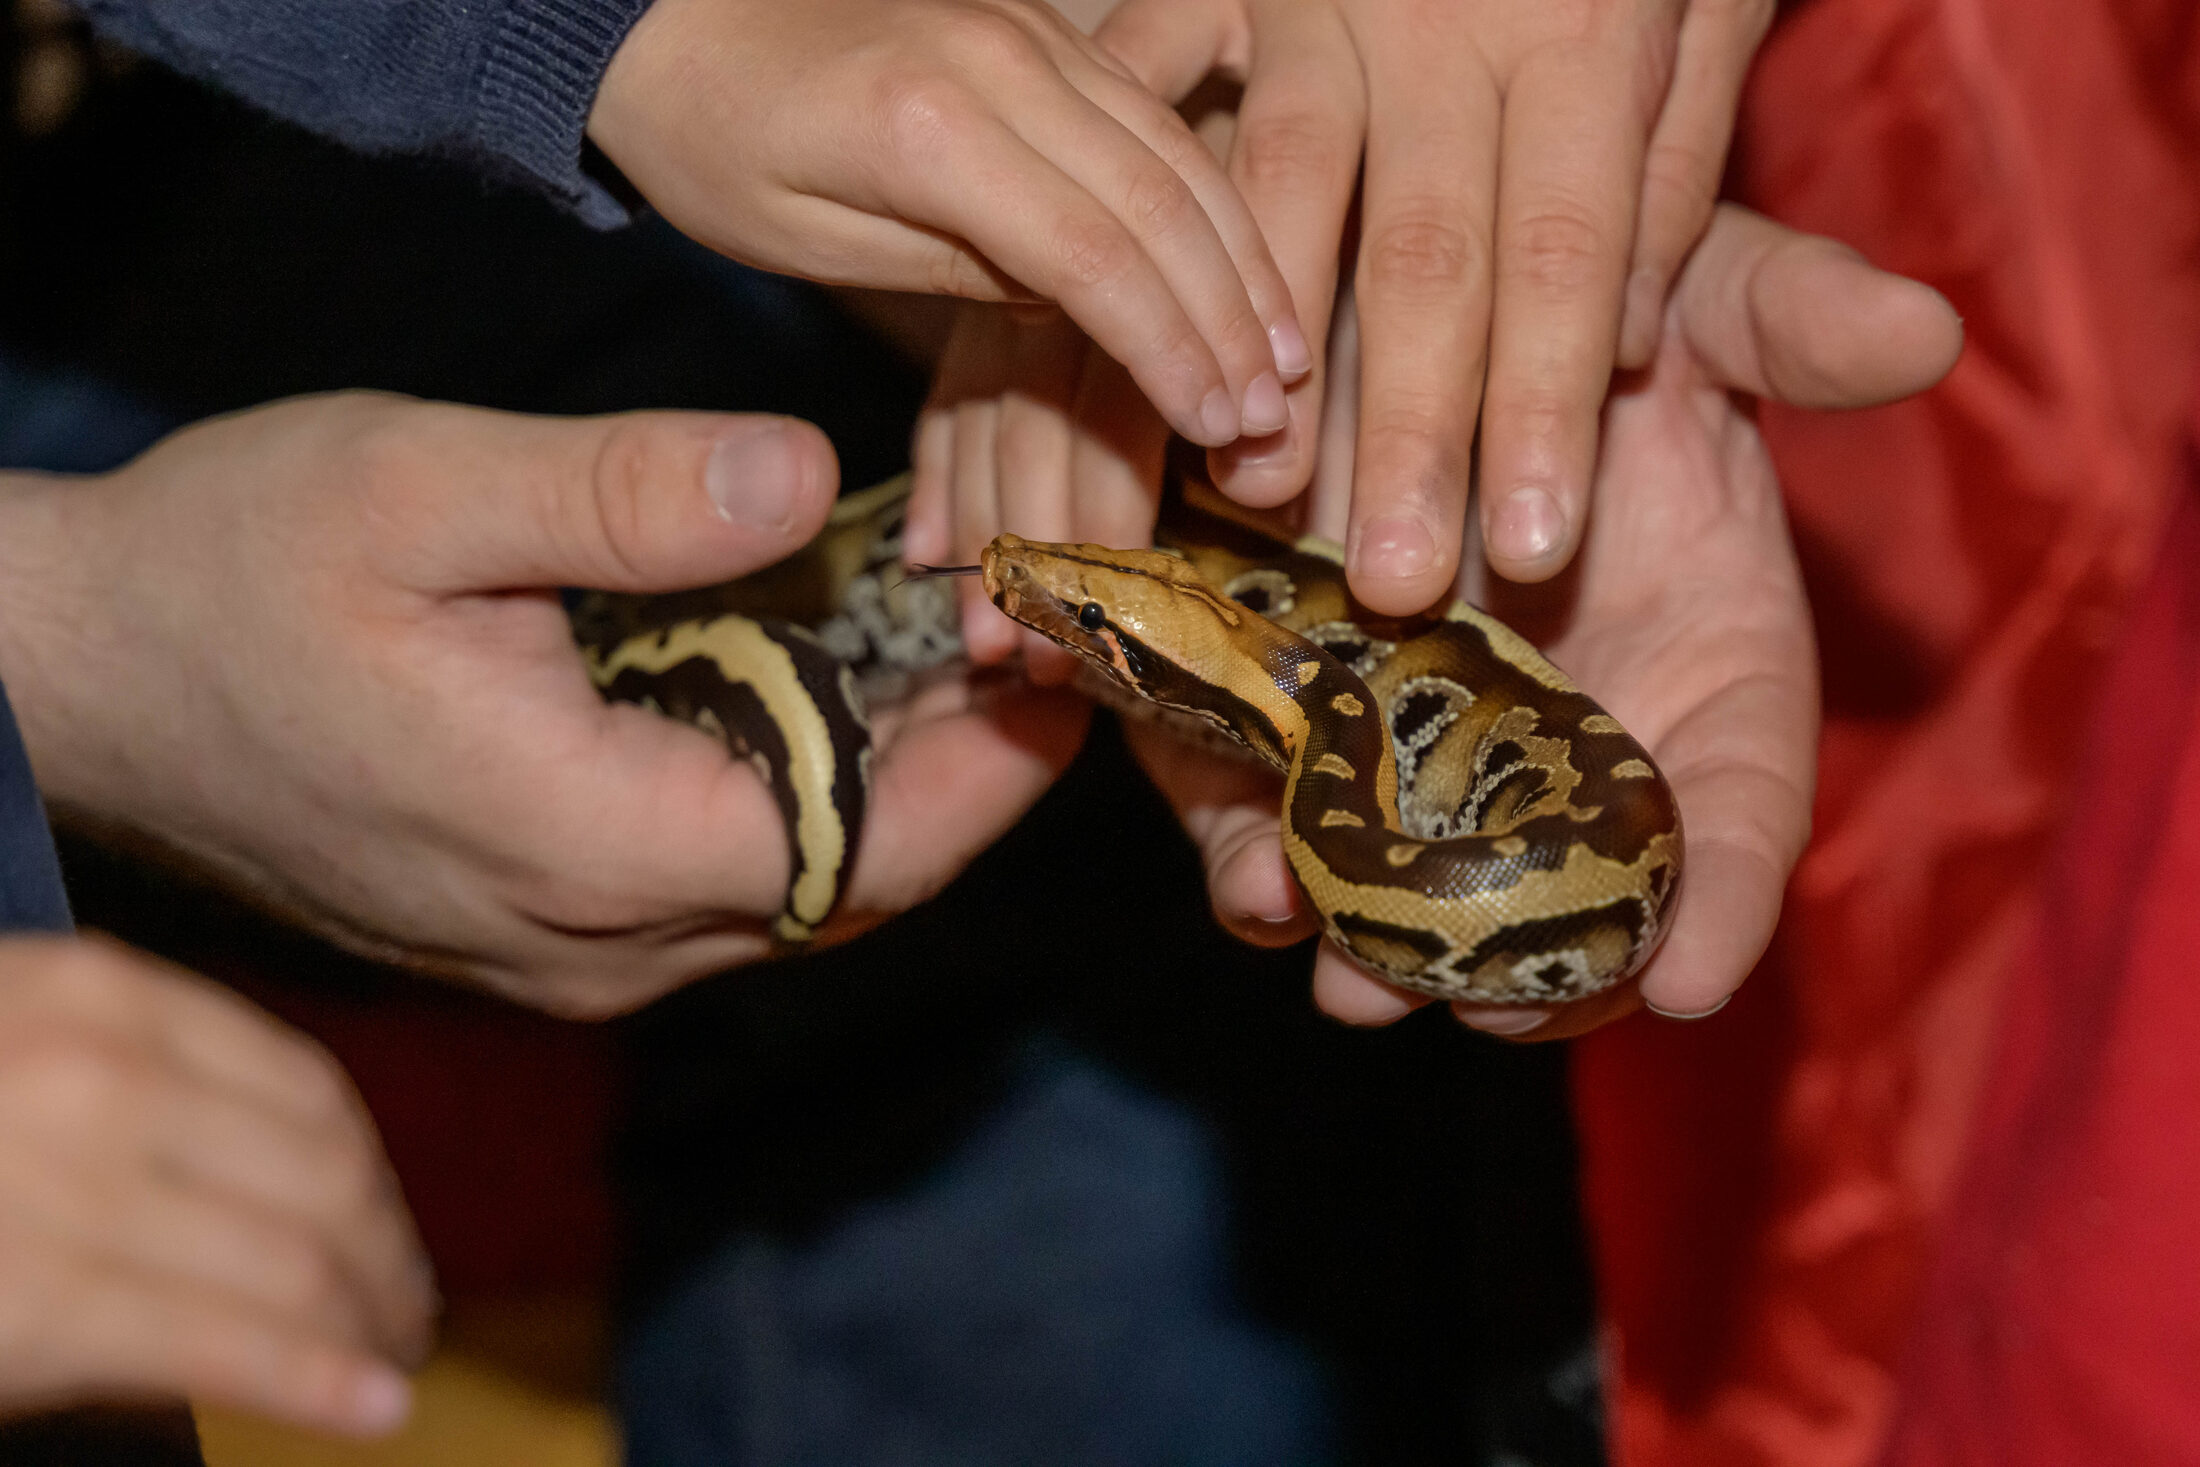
1170, 208, 1960, 1037
893, 207, 1958, 1037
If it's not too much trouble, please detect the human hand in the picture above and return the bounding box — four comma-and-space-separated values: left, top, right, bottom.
0, 398, 1088, 1017
1096, 0, 1776, 611
587, 0, 1309, 452
1138, 206, 1962, 1038
0, 936, 429, 1437
903, 89, 1240, 674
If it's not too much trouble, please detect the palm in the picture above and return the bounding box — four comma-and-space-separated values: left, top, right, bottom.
1487, 332, 1817, 1035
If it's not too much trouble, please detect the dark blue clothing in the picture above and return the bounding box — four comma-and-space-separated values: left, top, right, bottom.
619, 1048, 1334, 1467
70, 0, 651, 228
0, 679, 68, 934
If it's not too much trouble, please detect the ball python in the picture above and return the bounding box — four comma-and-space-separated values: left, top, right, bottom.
570, 472, 1683, 1005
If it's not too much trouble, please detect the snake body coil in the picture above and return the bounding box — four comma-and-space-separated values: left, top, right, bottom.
573, 474, 1683, 1003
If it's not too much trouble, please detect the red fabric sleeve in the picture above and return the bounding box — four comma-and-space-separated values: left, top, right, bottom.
1571, 1, 2200, 1462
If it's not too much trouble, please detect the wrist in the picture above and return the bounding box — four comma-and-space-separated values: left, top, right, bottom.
0, 470, 115, 816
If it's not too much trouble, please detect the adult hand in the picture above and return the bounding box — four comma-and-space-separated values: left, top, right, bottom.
1098, 0, 1776, 611
588, 0, 1309, 451
0, 936, 428, 1437
0, 399, 1089, 1017
1141, 206, 1962, 1039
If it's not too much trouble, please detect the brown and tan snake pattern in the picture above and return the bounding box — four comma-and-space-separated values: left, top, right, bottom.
573, 473, 1684, 1002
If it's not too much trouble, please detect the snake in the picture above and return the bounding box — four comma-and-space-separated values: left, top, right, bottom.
571, 472, 1683, 1005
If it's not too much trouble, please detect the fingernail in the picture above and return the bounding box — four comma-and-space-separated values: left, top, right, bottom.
1490, 486, 1563, 564
1645, 993, 1732, 1022
1221, 428, 1293, 470
706, 422, 801, 531
1241, 371, 1288, 436
1197, 386, 1240, 446
349, 1365, 412, 1435
1457, 1008, 1551, 1036
1269, 318, 1313, 380
1352, 513, 1436, 582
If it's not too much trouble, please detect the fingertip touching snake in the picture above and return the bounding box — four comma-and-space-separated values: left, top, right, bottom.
571, 473, 1684, 1003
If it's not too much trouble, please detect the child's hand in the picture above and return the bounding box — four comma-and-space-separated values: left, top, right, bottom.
909, 0, 1773, 655
1099, 0, 1776, 610
0, 938, 433, 1436
590, 0, 1309, 451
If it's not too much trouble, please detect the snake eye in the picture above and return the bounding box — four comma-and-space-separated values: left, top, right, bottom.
1077, 601, 1106, 632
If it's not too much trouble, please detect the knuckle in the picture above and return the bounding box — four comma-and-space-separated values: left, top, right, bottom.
1140, 112, 1211, 181
278, 1047, 353, 1124
934, 8, 1046, 76
262, 1233, 345, 1316
1048, 214, 1139, 291
1638, 140, 1720, 254
6, 1037, 130, 1125
927, 245, 1000, 300
313, 1142, 383, 1215
1360, 406, 1469, 489
870, 71, 979, 162
1481, 390, 1574, 452
1506, 207, 1613, 296
1121, 164, 1196, 241
1236, 109, 1351, 196
582, 421, 661, 585
1362, 211, 1484, 297
336, 401, 427, 494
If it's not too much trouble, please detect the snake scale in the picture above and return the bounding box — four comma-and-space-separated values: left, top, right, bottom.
571, 472, 1683, 1006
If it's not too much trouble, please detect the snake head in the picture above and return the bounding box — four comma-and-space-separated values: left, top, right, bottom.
981, 534, 1236, 694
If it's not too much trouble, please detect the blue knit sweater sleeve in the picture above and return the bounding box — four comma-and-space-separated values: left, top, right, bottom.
72, 0, 653, 228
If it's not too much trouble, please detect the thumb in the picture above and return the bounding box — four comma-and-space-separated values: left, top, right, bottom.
416, 408, 838, 594
1673, 204, 1964, 410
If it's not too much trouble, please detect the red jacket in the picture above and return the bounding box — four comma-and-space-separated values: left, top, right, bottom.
1576, 2, 2200, 1462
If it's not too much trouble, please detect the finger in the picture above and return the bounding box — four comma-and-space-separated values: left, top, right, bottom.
1635, 836, 1790, 1019
44, 1262, 411, 1438
905, 407, 956, 570
990, 315, 1092, 681
51, 1165, 382, 1358
1674, 205, 1964, 408
1310, 944, 1431, 1026
1065, 345, 1171, 549
1478, 39, 1658, 582
872, 113, 1246, 447
21, 938, 350, 1130
997, 62, 1294, 437
1094, 0, 1244, 104
1208, 1, 1367, 507
1346, 47, 1498, 615
149, 1088, 433, 1365
842, 680, 1092, 919
1490, 982, 1644, 1043
915, 303, 1017, 574
950, 395, 1017, 665
1119, 723, 1314, 943
1615, 0, 1775, 368
395, 406, 840, 595
1057, 50, 1313, 388
1300, 272, 1363, 544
